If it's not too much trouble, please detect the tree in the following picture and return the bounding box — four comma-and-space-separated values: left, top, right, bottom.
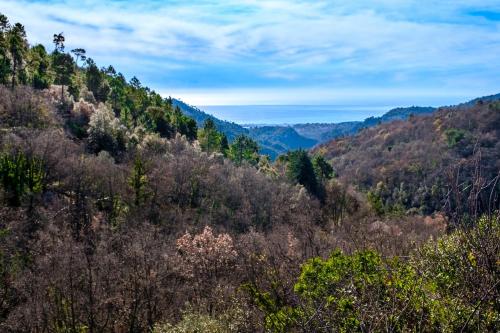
71, 48, 86, 66
171, 105, 197, 141
286, 150, 319, 196
129, 157, 148, 206
0, 13, 11, 84
312, 154, 333, 182
52, 51, 75, 101
85, 58, 109, 102
52, 32, 65, 52
87, 104, 126, 156
129, 76, 141, 89
0, 152, 44, 207
8, 23, 28, 88
220, 133, 229, 156
198, 118, 221, 154
228, 134, 259, 166
146, 106, 174, 138
108, 72, 127, 114
28, 44, 51, 89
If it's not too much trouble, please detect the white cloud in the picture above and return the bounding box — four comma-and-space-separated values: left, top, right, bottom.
0, 0, 498, 105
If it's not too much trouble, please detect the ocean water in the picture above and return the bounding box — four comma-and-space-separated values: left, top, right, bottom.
199, 105, 394, 125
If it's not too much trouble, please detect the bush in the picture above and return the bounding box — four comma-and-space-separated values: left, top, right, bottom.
444, 128, 466, 147
87, 104, 126, 156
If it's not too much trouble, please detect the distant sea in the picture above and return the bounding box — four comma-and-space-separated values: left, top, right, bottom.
199, 105, 396, 125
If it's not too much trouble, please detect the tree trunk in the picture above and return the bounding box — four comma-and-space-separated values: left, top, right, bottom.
11, 61, 16, 89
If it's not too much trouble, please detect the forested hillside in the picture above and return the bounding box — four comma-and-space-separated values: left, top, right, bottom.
294, 106, 437, 142
316, 100, 500, 223
172, 99, 248, 141
0, 13, 499, 332
172, 102, 440, 159
171, 100, 317, 158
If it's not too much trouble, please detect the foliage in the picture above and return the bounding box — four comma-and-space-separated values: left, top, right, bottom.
7, 23, 28, 88
249, 218, 500, 332
51, 50, 75, 100
444, 128, 466, 147
198, 118, 225, 154
128, 156, 148, 206
312, 154, 333, 182
0, 152, 44, 206
28, 44, 51, 89
85, 58, 109, 102
284, 149, 319, 197
87, 104, 126, 156
228, 134, 259, 166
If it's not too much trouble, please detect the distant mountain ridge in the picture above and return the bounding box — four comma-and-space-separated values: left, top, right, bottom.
246, 126, 317, 159
172, 99, 248, 141
295, 106, 436, 142
172, 93, 500, 159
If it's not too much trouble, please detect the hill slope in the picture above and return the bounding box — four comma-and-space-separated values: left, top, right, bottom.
172, 99, 493, 159
172, 99, 316, 158
294, 106, 436, 142
247, 126, 318, 159
315, 100, 500, 219
172, 99, 248, 141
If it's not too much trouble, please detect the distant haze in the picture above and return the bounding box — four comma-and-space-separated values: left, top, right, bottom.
199, 105, 393, 125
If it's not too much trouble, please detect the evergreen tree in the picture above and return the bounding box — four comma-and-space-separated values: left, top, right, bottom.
52, 32, 65, 52
171, 105, 197, 141
286, 149, 319, 196
220, 133, 229, 156
108, 72, 127, 114
0, 14, 11, 84
129, 157, 148, 206
146, 106, 174, 138
70, 48, 86, 66
312, 154, 334, 182
52, 51, 75, 100
8, 23, 28, 88
29, 44, 51, 89
198, 118, 220, 153
51, 33, 74, 100
85, 58, 109, 102
229, 134, 259, 166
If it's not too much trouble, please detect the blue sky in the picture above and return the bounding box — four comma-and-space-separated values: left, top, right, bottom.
1, 0, 500, 106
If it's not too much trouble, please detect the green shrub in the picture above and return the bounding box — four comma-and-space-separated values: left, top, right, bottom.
0, 152, 44, 206
444, 128, 466, 147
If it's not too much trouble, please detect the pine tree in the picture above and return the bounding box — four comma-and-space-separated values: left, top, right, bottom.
29, 44, 51, 89
0, 14, 11, 84
229, 134, 259, 166
312, 154, 333, 182
286, 150, 319, 197
8, 23, 28, 88
198, 118, 220, 153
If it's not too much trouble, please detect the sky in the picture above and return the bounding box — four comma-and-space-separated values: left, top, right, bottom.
1, 0, 500, 107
